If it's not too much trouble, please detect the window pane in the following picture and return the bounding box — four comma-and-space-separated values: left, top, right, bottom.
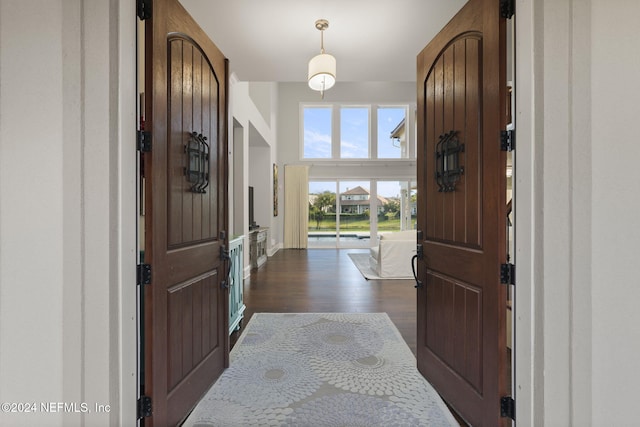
377, 181, 416, 232
378, 107, 406, 158
303, 107, 332, 158
308, 181, 337, 247
338, 181, 370, 247
340, 108, 369, 158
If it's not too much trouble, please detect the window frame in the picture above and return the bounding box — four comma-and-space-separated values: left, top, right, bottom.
300, 103, 412, 161
301, 105, 333, 159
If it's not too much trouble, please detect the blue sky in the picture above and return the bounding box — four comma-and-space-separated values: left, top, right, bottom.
303, 107, 332, 158
340, 107, 368, 158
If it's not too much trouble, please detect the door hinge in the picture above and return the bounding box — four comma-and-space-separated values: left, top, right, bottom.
500, 396, 515, 420
220, 245, 231, 261
500, 129, 515, 152
137, 0, 152, 21
137, 264, 152, 286
500, 263, 515, 285
500, 0, 515, 19
137, 395, 152, 419
137, 130, 152, 152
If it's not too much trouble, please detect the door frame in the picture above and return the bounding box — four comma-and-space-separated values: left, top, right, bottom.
109, 1, 553, 424
115, 0, 140, 423
511, 0, 538, 424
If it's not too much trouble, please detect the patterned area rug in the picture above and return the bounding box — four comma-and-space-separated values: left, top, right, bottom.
183, 313, 457, 426
347, 253, 413, 280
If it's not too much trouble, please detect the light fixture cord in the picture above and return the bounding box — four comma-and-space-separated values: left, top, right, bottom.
320, 31, 325, 100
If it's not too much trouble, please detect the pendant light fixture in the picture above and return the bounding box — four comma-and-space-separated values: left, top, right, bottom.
308, 19, 336, 98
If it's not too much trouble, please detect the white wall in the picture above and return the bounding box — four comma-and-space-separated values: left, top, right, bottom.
0, 1, 136, 425
229, 79, 279, 272
590, 0, 640, 425
248, 137, 271, 229
248, 82, 273, 128
516, 0, 640, 425
231, 119, 245, 237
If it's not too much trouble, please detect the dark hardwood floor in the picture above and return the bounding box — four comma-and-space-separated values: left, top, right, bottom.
231, 248, 417, 354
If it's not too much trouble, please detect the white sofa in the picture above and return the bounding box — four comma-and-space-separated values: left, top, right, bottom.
368, 230, 416, 278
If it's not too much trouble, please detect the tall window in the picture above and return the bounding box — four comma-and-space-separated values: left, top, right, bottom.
302, 104, 410, 160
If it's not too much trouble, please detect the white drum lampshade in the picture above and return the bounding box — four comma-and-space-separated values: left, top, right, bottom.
308, 53, 336, 91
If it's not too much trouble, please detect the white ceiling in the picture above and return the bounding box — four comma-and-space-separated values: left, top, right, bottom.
180, 0, 467, 83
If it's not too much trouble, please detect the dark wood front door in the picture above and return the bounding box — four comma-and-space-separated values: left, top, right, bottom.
143, 0, 229, 425
416, 0, 507, 425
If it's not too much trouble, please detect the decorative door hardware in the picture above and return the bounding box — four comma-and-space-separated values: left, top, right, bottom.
412, 244, 424, 289
435, 130, 464, 192
184, 131, 210, 193
412, 230, 424, 289
220, 244, 231, 290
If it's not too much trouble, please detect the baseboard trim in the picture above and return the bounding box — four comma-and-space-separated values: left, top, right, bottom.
267, 243, 281, 257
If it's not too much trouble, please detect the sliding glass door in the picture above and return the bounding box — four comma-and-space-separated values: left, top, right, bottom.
308, 179, 416, 248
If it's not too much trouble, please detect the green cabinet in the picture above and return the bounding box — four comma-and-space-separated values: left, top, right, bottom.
228, 235, 245, 334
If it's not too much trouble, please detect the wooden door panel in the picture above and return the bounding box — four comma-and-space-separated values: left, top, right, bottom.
416, 0, 507, 425
424, 35, 482, 248
167, 272, 220, 390
168, 37, 219, 248
425, 243, 482, 285
442, 46, 454, 242
425, 272, 482, 391
144, 0, 228, 425
191, 48, 203, 241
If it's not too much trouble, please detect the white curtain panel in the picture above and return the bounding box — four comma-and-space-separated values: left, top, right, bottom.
283, 165, 309, 249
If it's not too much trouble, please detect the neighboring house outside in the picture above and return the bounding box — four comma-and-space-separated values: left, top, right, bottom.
389, 117, 408, 158
340, 186, 388, 215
